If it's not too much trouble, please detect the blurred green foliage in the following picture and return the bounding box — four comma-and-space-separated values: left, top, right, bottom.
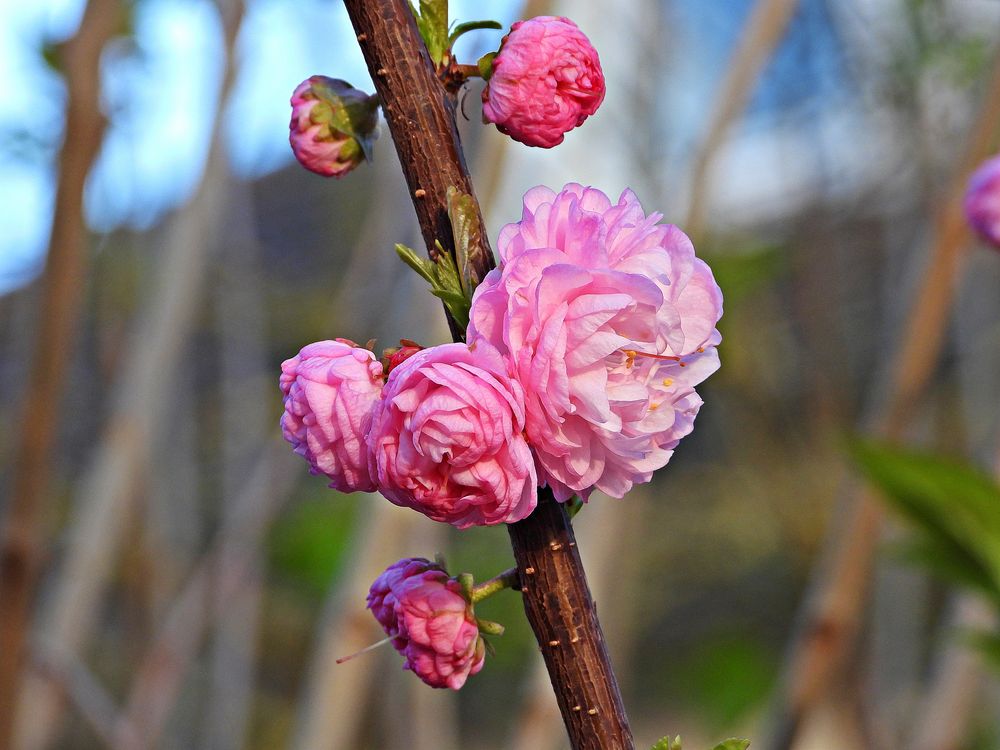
668, 635, 776, 728
269, 492, 359, 593
850, 440, 1000, 666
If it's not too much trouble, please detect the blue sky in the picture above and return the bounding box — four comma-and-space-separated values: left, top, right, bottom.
0, 0, 521, 294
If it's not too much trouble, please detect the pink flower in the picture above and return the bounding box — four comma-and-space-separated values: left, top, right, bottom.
367, 342, 537, 528
965, 154, 1000, 249
280, 339, 383, 492
468, 184, 723, 500
482, 17, 605, 148
366, 557, 440, 645
367, 558, 486, 690
289, 76, 378, 177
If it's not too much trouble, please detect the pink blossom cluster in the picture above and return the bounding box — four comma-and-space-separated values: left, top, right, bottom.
367, 558, 485, 690
965, 154, 1000, 250
482, 17, 605, 148
279, 184, 722, 524
280, 339, 536, 528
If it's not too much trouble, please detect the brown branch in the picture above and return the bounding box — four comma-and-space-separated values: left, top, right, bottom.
507, 491, 633, 749
767, 48, 1000, 750
0, 0, 120, 745
344, 0, 494, 340
684, 0, 799, 242
341, 1, 633, 747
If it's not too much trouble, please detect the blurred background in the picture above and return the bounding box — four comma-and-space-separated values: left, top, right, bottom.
2, 0, 1000, 748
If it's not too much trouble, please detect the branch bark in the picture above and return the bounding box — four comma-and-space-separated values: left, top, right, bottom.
0, 0, 120, 746
341, 1, 633, 747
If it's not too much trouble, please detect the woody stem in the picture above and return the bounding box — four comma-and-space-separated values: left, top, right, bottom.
342, 1, 633, 748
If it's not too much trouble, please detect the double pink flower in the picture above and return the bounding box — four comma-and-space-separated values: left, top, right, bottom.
367, 558, 486, 690
280, 184, 722, 522
468, 184, 722, 500
280, 339, 536, 527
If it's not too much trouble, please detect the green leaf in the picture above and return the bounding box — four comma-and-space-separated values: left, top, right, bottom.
711, 741, 751, 750
477, 51, 497, 80
849, 440, 1000, 601
889, 536, 1000, 601
395, 243, 437, 285
649, 737, 682, 750
448, 19, 502, 46
412, 0, 450, 65
394, 242, 471, 330
446, 186, 488, 294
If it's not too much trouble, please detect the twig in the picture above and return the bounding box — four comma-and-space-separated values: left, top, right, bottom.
767, 48, 1000, 750
112, 435, 297, 750
291, 501, 417, 750
32, 644, 121, 748
684, 0, 799, 242
11, 4, 245, 748
342, 1, 633, 746
0, 1, 121, 744
200, 181, 270, 750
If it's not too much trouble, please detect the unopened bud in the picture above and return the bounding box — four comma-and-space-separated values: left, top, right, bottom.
382, 339, 424, 374
289, 75, 378, 178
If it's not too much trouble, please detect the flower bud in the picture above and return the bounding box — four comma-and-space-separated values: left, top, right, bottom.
279, 339, 383, 492
964, 154, 1000, 250
481, 16, 605, 148
381, 339, 424, 374
367, 558, 486, 690
289, 76, 378, 178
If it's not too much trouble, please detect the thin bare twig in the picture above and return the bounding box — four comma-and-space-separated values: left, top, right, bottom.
684, 0, 800, 242
0, 1, 120, 744
767, 49, 1000, 750
12, 4, 244, 748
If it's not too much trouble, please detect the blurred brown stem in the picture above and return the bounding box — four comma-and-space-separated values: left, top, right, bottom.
11, 4, 244, 748
342, 1, 633, 746
684, 0, 799, 243
0, 0, 120, 746
768, 49, 1000, 750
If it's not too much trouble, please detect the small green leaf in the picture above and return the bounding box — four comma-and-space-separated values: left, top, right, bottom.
446, 186, 488, 294
711, 740, 751, 750
476, 617, 505, 636
395, 240, 471, 330
477, 51, 496, 80
649, 737, 682, 750
449, 19, 502, 46
412, 0, 450, 65
457, 572, 474, 602
395, 243, 437, 285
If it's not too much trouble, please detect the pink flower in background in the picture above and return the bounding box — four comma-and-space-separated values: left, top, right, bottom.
468, 184, 722, 500
964, 154, 1000, 249
289, 76, 378, 177
482, 17, 605, 148
367, 342, 537, 528
367, 558, 486, 690
280, 339, 383, 492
